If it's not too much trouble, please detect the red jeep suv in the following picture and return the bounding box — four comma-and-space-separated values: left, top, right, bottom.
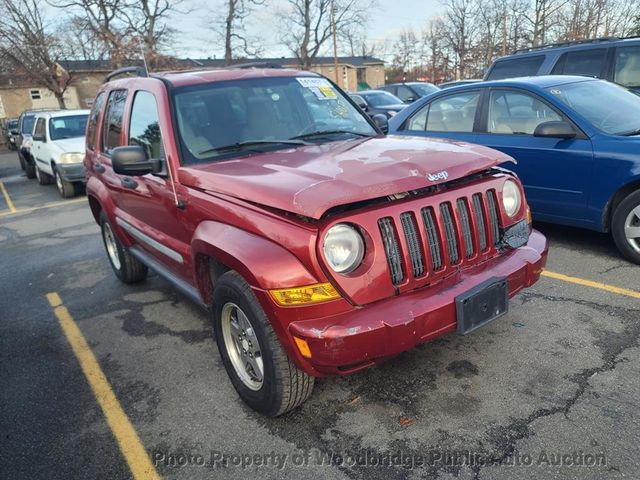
85, 66, 548, 416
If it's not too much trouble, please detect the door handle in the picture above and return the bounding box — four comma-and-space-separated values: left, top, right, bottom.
93, 162, 105, 173
121, 177, 138, 189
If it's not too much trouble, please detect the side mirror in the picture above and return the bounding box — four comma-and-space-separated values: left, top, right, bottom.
33, 133, 46, 142
533, 121, 576, 139
112, 145, 160, 176
372, 113, 389, 134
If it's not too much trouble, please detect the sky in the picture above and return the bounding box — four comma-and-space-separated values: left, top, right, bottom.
171, 0, 443, 60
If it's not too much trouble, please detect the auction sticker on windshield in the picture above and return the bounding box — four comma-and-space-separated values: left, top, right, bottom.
297, 77, 337, 100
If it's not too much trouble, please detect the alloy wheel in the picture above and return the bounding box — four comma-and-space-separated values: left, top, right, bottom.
624, 204, 640, 254
102, 222, 122, 270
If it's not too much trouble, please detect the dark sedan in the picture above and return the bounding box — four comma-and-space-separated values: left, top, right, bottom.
349, 90, 407, 118
379, 82, 440, 103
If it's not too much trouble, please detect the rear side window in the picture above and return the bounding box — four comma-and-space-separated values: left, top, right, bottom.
486, 56, 544, 80
34, 118, 46, 139
128, 91, 164, 160
614, 46, 640, 88
21, 115, 35, 135
551, 48, 607, 78
102, 89, 127, 154
87, 92, 106, 150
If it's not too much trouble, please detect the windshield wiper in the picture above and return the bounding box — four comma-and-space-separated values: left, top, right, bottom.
620, 127, 640, 136
198, 139, 307, 156
290, 130, 372, 140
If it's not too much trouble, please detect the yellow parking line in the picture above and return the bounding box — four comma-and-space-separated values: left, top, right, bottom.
0, 181, 17, 213
0, 197, 86, 218
46, 293, 161, 480
542, 270, 640, 299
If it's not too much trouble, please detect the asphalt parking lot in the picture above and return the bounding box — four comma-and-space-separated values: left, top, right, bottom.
1, 149, 639, 480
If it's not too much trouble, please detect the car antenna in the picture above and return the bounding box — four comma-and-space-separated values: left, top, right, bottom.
139, 40, 184, 209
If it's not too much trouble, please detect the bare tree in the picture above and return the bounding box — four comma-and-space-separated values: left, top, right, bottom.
215, 0, 265, 65
281, 0, 374, 70
440, 0, 479, 79
0, 0, 71, 107
391, 29, 419, 78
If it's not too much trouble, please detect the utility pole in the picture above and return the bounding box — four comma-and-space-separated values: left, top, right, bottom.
331, 0, 340, 87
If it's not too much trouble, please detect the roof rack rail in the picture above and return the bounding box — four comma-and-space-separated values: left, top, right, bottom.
225, 61, 283, 69
510, 36, 637, 55
103, 66, 148, 83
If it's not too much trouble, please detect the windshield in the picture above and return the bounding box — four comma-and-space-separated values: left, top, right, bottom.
22, 115, 35, 134
362, 91, 402, 107
49, 115, 88, 140
173, 76, 375, 163
411, 84, 439, 96
546, 80, 640, 135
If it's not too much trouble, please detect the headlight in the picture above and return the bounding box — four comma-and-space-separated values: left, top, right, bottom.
59, 152, 84, 164
323, 223, 365, 274
502, 179, 522, 217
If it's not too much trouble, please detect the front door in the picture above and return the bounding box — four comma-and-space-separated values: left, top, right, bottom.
477, 88, 594, 224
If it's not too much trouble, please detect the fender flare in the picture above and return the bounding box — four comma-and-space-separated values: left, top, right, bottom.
191, 220, 319, 292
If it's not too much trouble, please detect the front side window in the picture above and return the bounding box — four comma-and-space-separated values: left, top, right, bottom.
129, 91, 163, 160
546, 80, 640, 135
102, 89, 127, 154
614, 46, 640, 88
486, 56, 544, 80
488, 90, 562, 135
426, 92, 479, 132
173, 76, 375, 164
49, 115, 88, 141
34, 118, 46, 138
551, 48, 607, 78
87, 92, 106, 150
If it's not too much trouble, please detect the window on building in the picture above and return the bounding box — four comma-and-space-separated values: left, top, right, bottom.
102, 89, 127, 154
129, 91, 164, 160
30, 89, 41, 100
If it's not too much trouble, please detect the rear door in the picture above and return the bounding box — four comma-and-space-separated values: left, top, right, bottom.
476, 88, 594, 222
394, 90, 481, 144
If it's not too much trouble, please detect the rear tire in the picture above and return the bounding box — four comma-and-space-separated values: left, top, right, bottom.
18, 153, 25, 170
100, 212, 148, 283
612, 190, 640, 264
213, 271, 314, 416
24, 154, 36, 179
35, 164, 52, 186
54, 168, 75, 198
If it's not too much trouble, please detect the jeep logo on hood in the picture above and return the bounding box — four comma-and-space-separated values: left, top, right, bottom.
427, 171, 449, 182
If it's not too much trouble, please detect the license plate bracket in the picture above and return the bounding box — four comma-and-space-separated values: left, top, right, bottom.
456, 277, 509, 335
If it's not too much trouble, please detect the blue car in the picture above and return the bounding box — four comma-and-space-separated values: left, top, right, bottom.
389, 76, 640, 263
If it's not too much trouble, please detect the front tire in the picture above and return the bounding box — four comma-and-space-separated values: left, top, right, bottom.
612, 190, 640, 264
54, 168, 75, 198
35, 164, 52, 185
213, 271, 314, 416
100, 212, 148, 283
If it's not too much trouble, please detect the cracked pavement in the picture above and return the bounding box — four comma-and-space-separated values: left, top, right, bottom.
1, 150, 639, 479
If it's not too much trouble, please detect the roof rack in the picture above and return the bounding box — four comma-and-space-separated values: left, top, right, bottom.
511, 36, 639, 55
103, 66, 148, 83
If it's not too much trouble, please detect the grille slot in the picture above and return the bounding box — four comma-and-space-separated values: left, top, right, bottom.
486, 190, 501, 245
378, 217, 404, 285
421, 207, 443, 271
400, 212, 424, 277
440, 202, 459, 264
456, 198, 474, 258
472, 193, 488, 251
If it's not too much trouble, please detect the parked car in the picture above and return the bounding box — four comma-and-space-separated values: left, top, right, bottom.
439, 79, 482, 89
484, 37, 640, 94
4, 118, 18, 150
349, 90, 407, 118
379, 82, 440, 103
86, 66, 547, 416
31, 110, 89, 197
16, 110, 42, 178
389, 75, 640, 263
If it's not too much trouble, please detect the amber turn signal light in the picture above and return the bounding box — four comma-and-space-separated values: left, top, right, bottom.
293, 336, 312, 358
269, 282, 340, 306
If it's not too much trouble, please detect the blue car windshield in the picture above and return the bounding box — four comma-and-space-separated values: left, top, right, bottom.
362, 91, 402, 107
546, 80, 640, 135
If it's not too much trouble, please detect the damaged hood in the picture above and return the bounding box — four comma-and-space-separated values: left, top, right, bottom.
178, 136, 514, 219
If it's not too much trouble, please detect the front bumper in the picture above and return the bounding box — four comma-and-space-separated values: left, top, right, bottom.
286, 230, 548, 376
57, 163, 86, 183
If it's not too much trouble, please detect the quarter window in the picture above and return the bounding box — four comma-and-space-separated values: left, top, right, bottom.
551, 48, 607, 78
486, 56, 544, 80
425, 92, 479, 133
129, 91, 164, 160
488, 90, 562, 135
102, 89, 127, 154
614, 46, 640, 88
87, 92, 106, 151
